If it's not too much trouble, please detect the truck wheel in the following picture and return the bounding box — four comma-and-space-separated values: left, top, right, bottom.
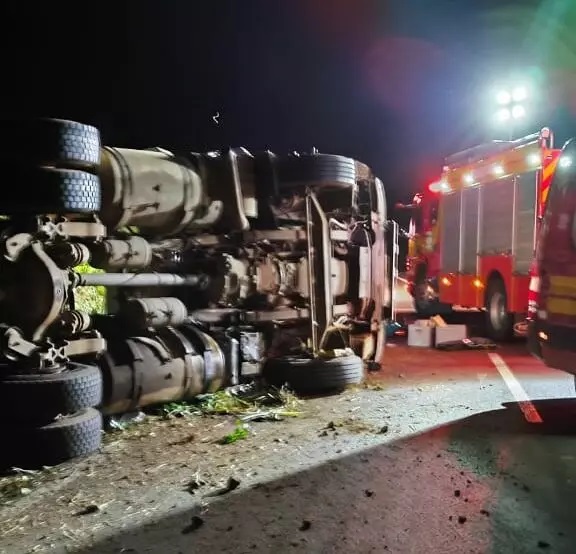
485, 277, 514, 341
1, 166, 101, 215
262, 354, 364, 394
0, 118, 101, 170
275, 154, 356, 191
0, 408, 103, 469
0, 363, 103, 422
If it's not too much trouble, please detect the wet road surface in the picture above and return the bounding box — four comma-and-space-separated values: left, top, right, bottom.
1, 342, 576, 554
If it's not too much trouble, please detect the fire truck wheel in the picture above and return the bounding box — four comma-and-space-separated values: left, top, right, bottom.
0, 118, 101, 170
262, 354, 364, 394
485, 278, 514, 341
275, 153, 357, 191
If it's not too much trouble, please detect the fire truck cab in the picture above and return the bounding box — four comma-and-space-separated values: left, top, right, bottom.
405, 128, 562, 340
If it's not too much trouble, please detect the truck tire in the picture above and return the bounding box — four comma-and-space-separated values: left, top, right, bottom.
1, 166, 101, 214
262, 354, 364, 394
0, 408, 103, 469
0, 363, 103, 421
0, 118, 101, 170
485, 277, 514, 341
275, 154, 356, 191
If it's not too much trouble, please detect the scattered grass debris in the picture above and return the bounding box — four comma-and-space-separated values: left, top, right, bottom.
106, 411, 147, 432
0, 467, 52, 505
219, 422, 249, 444
162, 383, 303, 422
348, 380, 386, 392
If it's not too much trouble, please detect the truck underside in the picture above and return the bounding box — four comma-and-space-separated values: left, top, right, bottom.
0, 118, 392, 467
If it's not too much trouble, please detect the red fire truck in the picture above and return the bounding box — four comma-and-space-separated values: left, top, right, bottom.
404, 127, 562, 340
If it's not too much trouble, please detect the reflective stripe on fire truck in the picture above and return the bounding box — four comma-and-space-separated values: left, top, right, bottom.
540, 153, 561, 208
527, 275, 540, 319
545, 276, 576, 316
526, 256, 540, 320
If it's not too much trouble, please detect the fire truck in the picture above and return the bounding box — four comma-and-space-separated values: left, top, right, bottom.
404, 127, 562, 340
527, 137, 576, 377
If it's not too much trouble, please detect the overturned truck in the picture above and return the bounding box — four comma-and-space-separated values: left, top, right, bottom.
0, 118, 392, 467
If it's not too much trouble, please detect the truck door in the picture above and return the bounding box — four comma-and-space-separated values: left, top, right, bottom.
535, 138, 576, 373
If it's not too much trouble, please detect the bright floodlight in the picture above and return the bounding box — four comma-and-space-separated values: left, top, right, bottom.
560, 157, 573, 168
463, 173, 474, 185
496, 108, 511, 122
493, 165, 504, 176
512, 86, 528, 102
511, 105, 526, 119
528, 153, 541, 165
496, 90, 512, 105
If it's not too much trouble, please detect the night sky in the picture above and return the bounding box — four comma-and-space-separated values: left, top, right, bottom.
2, 0, 576, 205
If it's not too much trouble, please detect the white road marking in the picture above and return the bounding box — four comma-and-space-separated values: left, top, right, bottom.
488, 352, 543, 424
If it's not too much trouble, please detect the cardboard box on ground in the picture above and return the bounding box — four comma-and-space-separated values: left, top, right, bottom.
407, 316, 467, 348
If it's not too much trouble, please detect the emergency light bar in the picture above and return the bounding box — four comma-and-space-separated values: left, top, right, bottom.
445, 131, 544, 168
429, 128, 555, 194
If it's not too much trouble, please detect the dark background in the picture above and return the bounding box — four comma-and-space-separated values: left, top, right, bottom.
1, 0, 576, 207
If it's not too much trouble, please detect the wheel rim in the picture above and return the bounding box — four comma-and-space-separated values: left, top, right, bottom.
489, 291, 506, 330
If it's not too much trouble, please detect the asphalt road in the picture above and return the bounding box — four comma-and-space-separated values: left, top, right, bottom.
1, 342, 576, 554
